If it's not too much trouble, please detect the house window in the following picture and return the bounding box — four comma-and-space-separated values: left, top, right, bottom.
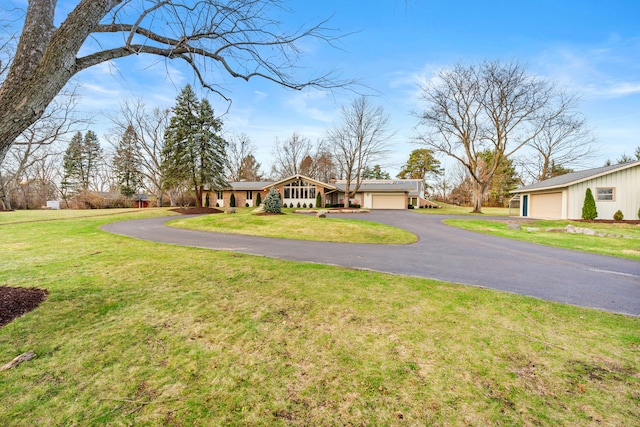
596, 187, 614, 201
283, 180, 316, 199
216, 191, 223, 200
246, 190, 253, 200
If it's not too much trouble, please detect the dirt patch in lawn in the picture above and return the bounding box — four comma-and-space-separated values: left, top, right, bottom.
0, 287, 48, 328
169, 207, 222, 215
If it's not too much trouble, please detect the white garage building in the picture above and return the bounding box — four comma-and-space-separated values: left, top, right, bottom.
511, 161, 640, 220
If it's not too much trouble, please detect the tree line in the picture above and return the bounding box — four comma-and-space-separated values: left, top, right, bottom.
6, 63, 638, 210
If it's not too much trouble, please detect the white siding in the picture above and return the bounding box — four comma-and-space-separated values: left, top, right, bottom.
567, 165, 640, 220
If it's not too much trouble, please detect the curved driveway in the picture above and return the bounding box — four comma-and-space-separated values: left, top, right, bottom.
102, 211, 640, 316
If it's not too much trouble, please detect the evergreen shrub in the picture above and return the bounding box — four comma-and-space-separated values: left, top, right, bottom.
613, 210, 624, 221
263, 187, 282, 213
581, 188, 597, 220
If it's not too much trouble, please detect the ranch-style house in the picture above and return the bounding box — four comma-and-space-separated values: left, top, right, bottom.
203, 174, 433, 210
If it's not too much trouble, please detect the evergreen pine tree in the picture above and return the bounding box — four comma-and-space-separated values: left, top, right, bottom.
62, 130, 103, 196
62, 131, 84, 196
316, 191, 322, 208
230, 193, 236, 207
255, 192, 262, 206
581, 188, 597, 220
162, 85, 229, 207
113, 125, 143, 198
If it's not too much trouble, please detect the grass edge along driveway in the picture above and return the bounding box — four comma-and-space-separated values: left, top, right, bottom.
0, 210, 639, 425
445, 218, 640, 261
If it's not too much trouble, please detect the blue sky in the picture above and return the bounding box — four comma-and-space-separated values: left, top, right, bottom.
9, 0, 640, 177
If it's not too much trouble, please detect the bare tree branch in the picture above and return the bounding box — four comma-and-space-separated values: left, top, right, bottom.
0, 0, 353, 165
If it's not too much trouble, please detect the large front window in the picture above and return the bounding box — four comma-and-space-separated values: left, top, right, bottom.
283, 180, 316, 203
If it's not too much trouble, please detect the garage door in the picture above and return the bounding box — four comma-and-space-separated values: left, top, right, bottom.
530, 192, 562, 219
372, 194, 405, 210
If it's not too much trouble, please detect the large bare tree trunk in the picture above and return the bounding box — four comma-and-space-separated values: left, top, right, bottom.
0, 0, 121, 164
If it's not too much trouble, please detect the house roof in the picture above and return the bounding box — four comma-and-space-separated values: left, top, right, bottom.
268, 174, 336, 190
229, 181, 274, 191
220, 175, 422, 195
511, 161, 640, 193
334, 179, 423, 195
332, 182, 415, 193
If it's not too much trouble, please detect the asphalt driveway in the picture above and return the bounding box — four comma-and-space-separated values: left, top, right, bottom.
102, 211, 640, 316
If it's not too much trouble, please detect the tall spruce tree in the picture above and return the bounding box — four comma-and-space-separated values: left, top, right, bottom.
62, 130, 103, 196
162, 85, 228, 207
113, 125, 143, 198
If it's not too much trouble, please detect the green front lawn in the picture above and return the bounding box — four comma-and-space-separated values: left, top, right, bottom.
445, 218, 640, 260
414, 203, 511, 216
0, 210, 638, 425
168, 208, 418, 244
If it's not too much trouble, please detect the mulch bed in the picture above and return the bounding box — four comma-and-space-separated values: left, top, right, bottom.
169, 207, 222, 215
0, 287, 48, 328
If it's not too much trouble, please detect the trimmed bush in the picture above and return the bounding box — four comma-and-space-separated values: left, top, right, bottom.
309, 203, 313, 208
297, 202, 301, 208
613, 210, 624, 221
256, 192, 262, 206
204, 193, 210, 207
263, 187, 282, 213
316, 192, 322, 208
230, 193, 236, 207
581, 188, 597, 220
215, 202, 219, 207
302, 203, 307, 208
638, 207, 640, 219
245, 202, 249, 207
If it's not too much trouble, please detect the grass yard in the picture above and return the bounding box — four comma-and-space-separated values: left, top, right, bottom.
415, 203, 511, 216
445, 218, 640, 261
168, 207, 417, 244
0, 210, 639, 426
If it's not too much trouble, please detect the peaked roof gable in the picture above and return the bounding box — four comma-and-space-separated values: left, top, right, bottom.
267, 174, 337, 190
512, 161, 640, 193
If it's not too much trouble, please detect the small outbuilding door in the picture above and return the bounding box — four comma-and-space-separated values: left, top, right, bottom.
522, 195, 528, 217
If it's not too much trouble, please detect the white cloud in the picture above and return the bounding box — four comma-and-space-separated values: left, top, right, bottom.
535, 36, 640, 100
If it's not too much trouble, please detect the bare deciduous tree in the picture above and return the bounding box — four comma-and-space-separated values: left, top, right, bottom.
111, 99, 170, 206
518, 96, 595, 183
270, 132, 313, 179
225, 133, 262, 181
326, 96, 393, 208
0, 87, 84, 209
0, 0, 349, 166
417, 61, 570, 213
